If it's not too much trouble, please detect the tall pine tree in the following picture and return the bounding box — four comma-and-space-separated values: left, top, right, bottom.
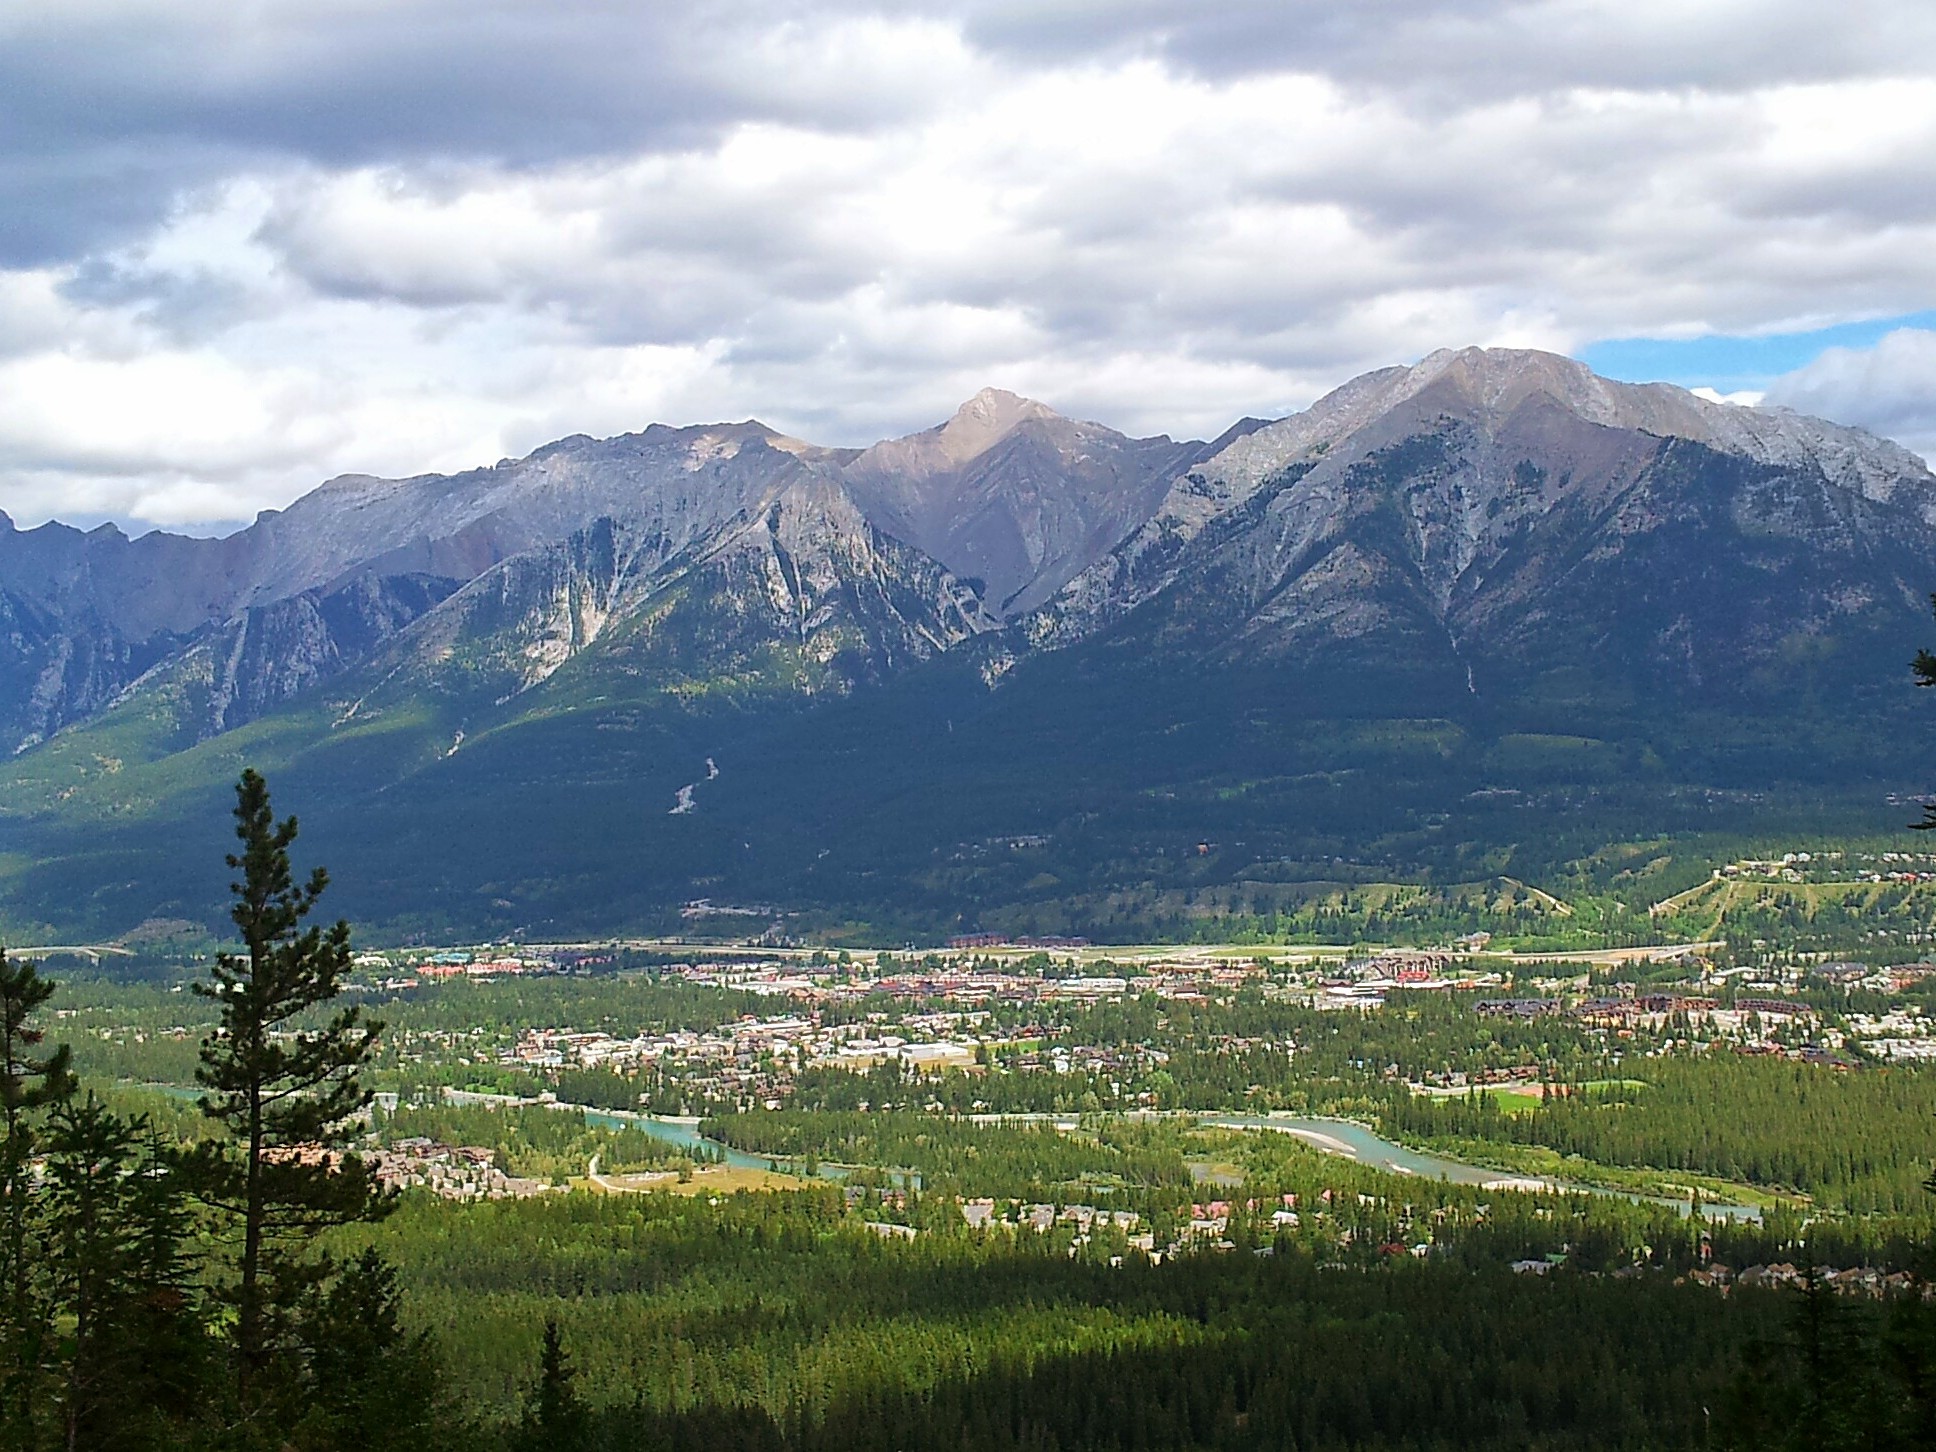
516, 1319, 589, 1452
191, 769, 388, 1427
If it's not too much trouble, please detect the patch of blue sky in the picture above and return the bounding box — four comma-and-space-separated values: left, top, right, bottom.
1582, 311, 1936, 394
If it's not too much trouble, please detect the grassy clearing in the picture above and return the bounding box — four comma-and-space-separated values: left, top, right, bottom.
590, 1164, 817, 1196
1475, 1086, 1544, 1116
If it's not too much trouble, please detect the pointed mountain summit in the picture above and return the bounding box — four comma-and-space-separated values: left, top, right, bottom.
855, 388, 1063, 478
1197, 347, 1930, 512
843, 388, 1210, 616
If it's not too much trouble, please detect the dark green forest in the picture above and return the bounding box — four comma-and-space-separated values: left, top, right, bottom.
355, 1185, 1936, 1452
3, 614, 1928, 946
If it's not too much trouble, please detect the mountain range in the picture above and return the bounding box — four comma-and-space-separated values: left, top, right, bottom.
4, 347, 1934, 942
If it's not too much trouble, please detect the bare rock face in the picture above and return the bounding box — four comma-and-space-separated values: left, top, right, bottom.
0, 585, 172, 754
147, 572, 465, 742
235, 419, 845, 610
361, 468, 996, 720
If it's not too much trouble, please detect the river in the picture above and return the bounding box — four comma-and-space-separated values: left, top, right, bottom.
1200, 1113, 1760, 1221
294, 1087, 1757, 1220
581, 1101, 1758, 1220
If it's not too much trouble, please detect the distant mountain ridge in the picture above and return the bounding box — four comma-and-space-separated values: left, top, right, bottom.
0, 397, 1201, 754
5, 347, 1936, 941
7, 344, 1932, 752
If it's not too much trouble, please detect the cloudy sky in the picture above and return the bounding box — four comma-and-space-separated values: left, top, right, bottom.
4, 0, 1936, 535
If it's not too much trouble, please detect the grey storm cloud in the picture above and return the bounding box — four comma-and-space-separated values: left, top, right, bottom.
2, 0, 1935, 532
0, 1, 950, 264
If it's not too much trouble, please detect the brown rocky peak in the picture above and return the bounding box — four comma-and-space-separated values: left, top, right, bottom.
932, 387, 1063, 465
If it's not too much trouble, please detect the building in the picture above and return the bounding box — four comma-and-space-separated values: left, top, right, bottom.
1475, 998, 1561, 1020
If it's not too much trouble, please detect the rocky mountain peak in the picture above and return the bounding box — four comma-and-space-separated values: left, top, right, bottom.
849, 388, 1066, 483
939, 387, 1062, 460
1187, 346, 1933, 517
838, 390, 1206, 619
1037, 345, 1936, 653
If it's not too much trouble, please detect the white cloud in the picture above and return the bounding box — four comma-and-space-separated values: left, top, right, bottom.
1763, 328, 1936, 462
2, 3, 1936, 529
